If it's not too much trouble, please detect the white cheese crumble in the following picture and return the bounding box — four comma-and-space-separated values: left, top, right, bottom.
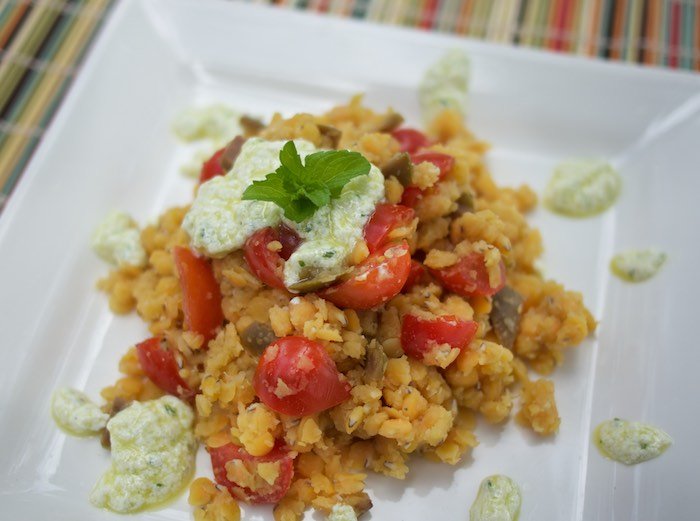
90, 396, 196, 513
595, 418, 672, 465
610, 249, 667, 282
172, 104, 242, 144
419, 49, 471, 122
328, 504, 358, 521
544, 159, 621, 217
91, 211, 147, 268
51, 388, 109, 436
182, 138, 385, 289
470, 475, 522, 521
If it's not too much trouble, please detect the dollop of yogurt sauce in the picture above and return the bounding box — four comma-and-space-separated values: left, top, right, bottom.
610, 249, 667, 282
419, 49, 471, 122
91, 211, 147, 268
183, 138, 385, 288
470, 475, 522, 521
52, 388, 109, 436
90, 396, 196, 513
173, 104, 244, 178
594, 418, 672, 465
544, 159, 621, 217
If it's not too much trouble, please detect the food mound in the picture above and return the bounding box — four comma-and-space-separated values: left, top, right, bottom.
97, 97, 595, 520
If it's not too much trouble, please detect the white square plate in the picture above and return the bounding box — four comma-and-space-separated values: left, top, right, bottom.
1, 1, 699, 520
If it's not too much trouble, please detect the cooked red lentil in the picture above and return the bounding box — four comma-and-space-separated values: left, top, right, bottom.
97, 97, 595, 520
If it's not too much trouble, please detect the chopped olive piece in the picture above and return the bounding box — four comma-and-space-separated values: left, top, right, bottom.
490, 286, 523, 349
375, 112, 404, 133
364, 341, 388, 384
381, 152, 413, 187
241, 322, 278, 356
219, 135, 246, 172
454, 191, 475, 215
99, 397, 132, 449
239, 115, 266, 136
317, 124, 342, 149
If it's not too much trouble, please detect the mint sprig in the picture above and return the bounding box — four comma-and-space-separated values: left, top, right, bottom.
242, 141, 371, 222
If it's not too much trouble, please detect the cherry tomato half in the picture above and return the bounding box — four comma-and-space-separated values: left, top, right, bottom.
410, 151, 455, 181
429, 252, 506, 297
400, 186, 424, 208
209, 442, 294, 504
320, 240, 411, 310
391, 128, 431, 153
173, 246, 224, 342
135, 337, 194, 400
244, 227, 287, 290
254, 336, 351, 417
199, 148, 226, 184
401, 314, 478, 366
363, 204, 415, 253
402, 260, 427, 292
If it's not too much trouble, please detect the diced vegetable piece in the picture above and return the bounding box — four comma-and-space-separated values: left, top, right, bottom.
391, 128, 431, 153
363, 204, 415, 253
490, 286, 523, 349
430, 252, 506, 297
381, 152, 414, 187
240, 322, 278, 356
401, 314, 478, 367
219, 136, 246, 172
135, 337, 194, 400
173, 246, 224, 341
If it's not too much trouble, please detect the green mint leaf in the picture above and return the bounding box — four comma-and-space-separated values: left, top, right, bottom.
279, 141, 305, 181
303, 150, 371, 197
242, 141, 371, 223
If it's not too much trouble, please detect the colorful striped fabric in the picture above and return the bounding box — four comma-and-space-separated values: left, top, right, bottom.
0, 0, 698, 212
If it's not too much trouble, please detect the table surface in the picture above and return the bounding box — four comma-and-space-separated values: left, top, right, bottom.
0, 0, 698, 212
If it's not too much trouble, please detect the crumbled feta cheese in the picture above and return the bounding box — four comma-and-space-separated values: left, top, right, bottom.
172, 104, 242, 144
470, 475, 521, 521
51, 388, 109, 436
595, 418, 672, 465
91, 211, 147, 268
544, 159, 621, 217
419, 49, 471, 122
90, 396, 196, 513
328, 503, 357, 521
610, 249, 667, 282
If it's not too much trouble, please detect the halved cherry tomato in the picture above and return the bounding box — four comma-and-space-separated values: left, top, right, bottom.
254, 336, 351, 417
391, 128, 431, 153
401, 314, 478, 366
209, 441, 294, 504
135, 337, 194, 400
400, 186, 424, 208
320, 240, 411, 310
363, 204, 415, 253
402, 260, 427, 292
430, 251, 506, 297
173, 246, 224, 342
244, 227, 287, 290
277, 223, 302, 261
199, 148, 226, 184
410, 151, 455, 181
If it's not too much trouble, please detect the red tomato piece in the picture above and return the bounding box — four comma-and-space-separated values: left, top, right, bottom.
199, 148, 226, 184
319, 240, 412, 310
209, 442, 294, 504
135, 337, 194, 400
254, 336, 351, 417
173, 246, 224, 342
410, 151, 455, 181
401, 314, 478, 366
244, 227, 287, 290
277, 223, 302, 261
402, 260, 427, 292
391, 128, 431, 153
400, 186, 424, 208
363, 204, 415, 253
430, 252, 506, 297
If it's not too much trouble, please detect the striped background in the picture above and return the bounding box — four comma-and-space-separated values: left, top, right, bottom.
0, 0, 698, 212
